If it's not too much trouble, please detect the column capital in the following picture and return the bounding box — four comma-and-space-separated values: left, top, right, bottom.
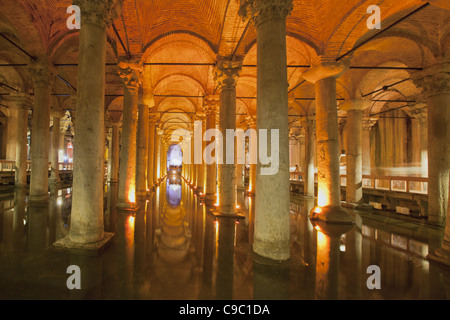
302, 56, 350, 83
28, 57, 55, 88
73, 0, 122, 29
51, 109, 66, 119
118, 58, 143, 93
214, 57, 242, 91
362, 118, 377, 131
203, 94, 220, 114
8, 92, 33, 109
411, 59, 450, 97
245, 114, 257, 129
239, 0, 293, 25
338, 98, 371, 112
409, 105, 428, 121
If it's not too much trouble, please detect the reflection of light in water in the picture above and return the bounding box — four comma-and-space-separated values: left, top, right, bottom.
166, 182, 182, 207
126, 215, 135, 247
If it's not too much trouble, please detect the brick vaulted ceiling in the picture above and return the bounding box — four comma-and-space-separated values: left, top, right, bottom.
0, 0, 449, 132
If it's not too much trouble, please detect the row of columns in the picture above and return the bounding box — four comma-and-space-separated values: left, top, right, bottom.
9, 0, 449, 269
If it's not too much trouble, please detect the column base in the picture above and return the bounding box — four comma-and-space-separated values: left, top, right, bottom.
209, 209, 245, 221
53, 232, 115, 255
310, 205, 353, 225
428, 240, 450, 268
116, 201, 139, 211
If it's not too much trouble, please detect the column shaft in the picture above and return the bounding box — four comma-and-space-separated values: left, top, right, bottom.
117, 84, 139, 208
29, 59, 53, 202
69, 0, 119, 243
136, 103, 149, 196
109, 123, 120, 182
346, 109, 363, 204
304, 119, 315, 197
253, 3, 291, 261
205, 112, 217, 200
50, 116, 61, 184
147, 121, 155, 188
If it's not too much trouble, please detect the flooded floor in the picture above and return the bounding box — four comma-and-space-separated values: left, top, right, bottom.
0, 176, 449, 300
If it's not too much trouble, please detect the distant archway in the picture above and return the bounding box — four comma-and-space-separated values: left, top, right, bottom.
167, 144, 183, 173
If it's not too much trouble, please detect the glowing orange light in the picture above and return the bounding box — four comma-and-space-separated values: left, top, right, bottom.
128, 215, 135, 226
128, 190, 136, 203
236, 205, 240, 209
313, 206, 323, 214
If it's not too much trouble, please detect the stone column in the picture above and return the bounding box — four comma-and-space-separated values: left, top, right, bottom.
246, 115, 257, 195
155, 128, 163, 182
340, 99, 370, 205
362, 118, 376, 175
109, 121, 120, 183
215, 58, 242, 215
302, 58, 352, 224
303, 116, 315, 198
203, 95, 219, 201
240, 0, 293, 261
196, 114, 206, 194
49, 111, 65, 185
62, 0, 121, 246
117, 60, 142, 210
9, 93, 31, 188
410, 106, 428, 177
412, 59, 450, 226
28, 57, 54, 202
136, 99, 149, 197
147, 116, 156, 188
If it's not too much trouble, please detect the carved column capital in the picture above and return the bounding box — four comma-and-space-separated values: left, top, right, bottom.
118, 58, 143, 93
412, 59, 450, 97
239, 0, 293, 25
8, 92, 33, 110
362, 118, 377, 131
203, 94, 220, 114
28, 57, 55, 88
73, 0, 122, 29
245, 114, 257, 129
214, 57, 242, 91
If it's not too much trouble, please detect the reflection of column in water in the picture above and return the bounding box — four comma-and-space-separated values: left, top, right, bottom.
68, 253, 103, 299
146, 193, 155, 257
192, 193, 204, 270
313, 222, 353, 300
200, 211, 215, 298
48, 185, 60, 244
12, 188, 27, 251
253, 262, 289, 300
134, 200, 147, 288
344, 214, 363, 297
105, 183, 119, 233
303, 199, 317, 293
215, 218, 236, 300
248, 196, 254, 244
28, 202, 49, 254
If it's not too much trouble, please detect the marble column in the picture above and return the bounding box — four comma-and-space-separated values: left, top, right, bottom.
109, 121, 120, 183
410, 106, 428, 177
412, 59, 450, 226
147, 117, 156, 189
196, 115, 206, 194
136, 100, 149, 197
215, 58, 242, 215
340, 99, 370, 204
246, 115, 257, 195
302, 58, 352, 224
240, 0, 293, 260
362, 118, 376, 175
28, 57, 54, 202
203, 95, 219, 201
303, 116, 315, 198
9, 93, 31, 188
62, 0, 121, 246
155, 129, 162, 182
49, 111, 65, 185
117, 60, 142, 210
